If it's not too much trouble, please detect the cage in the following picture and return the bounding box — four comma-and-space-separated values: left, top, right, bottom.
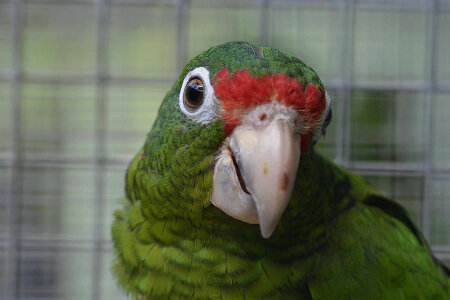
0, 0, 449, 299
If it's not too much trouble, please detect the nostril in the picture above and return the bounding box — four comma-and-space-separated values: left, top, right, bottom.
259, 113, 267, 121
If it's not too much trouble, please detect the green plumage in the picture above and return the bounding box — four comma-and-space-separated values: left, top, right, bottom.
112, 41, 449, 299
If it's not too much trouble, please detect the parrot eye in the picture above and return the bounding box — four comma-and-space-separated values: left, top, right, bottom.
184, 77, 204, 110
178, 67, 219, 124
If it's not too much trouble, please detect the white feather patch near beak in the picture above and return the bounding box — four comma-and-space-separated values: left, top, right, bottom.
211, 104, 301, 238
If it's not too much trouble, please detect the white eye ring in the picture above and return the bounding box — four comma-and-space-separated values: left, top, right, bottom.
178, 67, 220, 124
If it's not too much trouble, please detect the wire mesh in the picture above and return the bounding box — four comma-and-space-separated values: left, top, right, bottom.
0, 0, 449, 299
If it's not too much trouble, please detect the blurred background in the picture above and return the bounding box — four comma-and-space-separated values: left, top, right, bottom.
0, 0, 449, 299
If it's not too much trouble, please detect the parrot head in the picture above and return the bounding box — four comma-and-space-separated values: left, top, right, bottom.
130, 41, 331, 239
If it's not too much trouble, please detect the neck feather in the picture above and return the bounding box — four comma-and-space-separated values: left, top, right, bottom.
135, 149, 356, 261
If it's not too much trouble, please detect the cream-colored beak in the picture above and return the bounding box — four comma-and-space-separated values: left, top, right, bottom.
211, 104, 301, 238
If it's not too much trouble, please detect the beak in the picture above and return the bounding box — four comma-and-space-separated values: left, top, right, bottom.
212, 104, 300, 238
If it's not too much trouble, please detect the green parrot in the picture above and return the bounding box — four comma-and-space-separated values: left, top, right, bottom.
112, 41, 449, 299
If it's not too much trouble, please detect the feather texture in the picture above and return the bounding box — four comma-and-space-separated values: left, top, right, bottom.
112, 41, 449, 299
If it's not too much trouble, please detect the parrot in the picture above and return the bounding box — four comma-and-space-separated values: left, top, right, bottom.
112, 41, 449, 299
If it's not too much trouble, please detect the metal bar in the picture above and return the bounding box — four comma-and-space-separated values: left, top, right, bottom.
92, 0, 110, 299
170, 0, 264, 8
335, 0, 355, 166
1, 151, 450, 172
29, 0, 179, 5
268, 0, 429, 10
343, 0, 355, 165
0, 235, 446, 255
111, 0, 180, 5
260, 0, 269, 45
352, 169, 424, 177
175, 0, 187, 73
3, 0, 24, 299
0, 73, 176, 85
2, 73, 450, 93
420, 0, 438, 240
336, 79, 426, 92
0, 155, 128, 169
23, 0, 95, 4
348, 161, 428, 172
348, 164, 449, 177
22, 0, 444, 11
0, 236, 113, 251
432, 245, 450, 253
2, 155, 450, 177
168, 0, 436, 10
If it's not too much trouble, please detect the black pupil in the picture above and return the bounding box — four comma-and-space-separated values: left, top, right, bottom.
186, 80, 204, 108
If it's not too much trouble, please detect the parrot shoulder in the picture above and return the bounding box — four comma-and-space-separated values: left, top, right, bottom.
305, 169, 450, 299
361, 192, 450, 277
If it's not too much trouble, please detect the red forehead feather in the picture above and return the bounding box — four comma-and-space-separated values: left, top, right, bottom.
213, 68, 326, 151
